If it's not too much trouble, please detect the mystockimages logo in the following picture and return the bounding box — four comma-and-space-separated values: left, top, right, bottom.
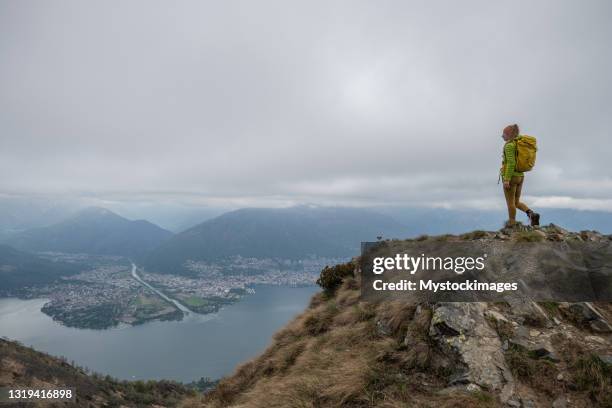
372, 253, 488, 275
367, 251, 518, 296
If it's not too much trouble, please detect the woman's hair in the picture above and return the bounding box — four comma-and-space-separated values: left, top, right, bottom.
503, 124, 519, 138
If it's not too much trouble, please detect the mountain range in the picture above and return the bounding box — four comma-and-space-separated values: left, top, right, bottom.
143, 206, 407, 275
2, 204, 612, 279
4, 207, 173, 259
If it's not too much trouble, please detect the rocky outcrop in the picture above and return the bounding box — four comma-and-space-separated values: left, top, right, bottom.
562, 302, 612, 333
429, 302, 515, 402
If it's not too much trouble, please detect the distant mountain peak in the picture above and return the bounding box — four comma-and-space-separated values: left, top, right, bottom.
7, 207, 173, 258
144, 206, 406, 275
74, 206, 124, 219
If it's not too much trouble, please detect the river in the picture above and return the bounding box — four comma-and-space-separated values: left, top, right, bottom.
129, 263, 192, 314
0, 285, 318, 382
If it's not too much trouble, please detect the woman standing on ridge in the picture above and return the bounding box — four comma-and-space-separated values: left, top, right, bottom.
501, 124, 540, 227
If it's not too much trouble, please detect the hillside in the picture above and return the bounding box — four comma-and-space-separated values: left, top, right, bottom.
6, 207, 173, 259
0, 338, 194, 407
185, 225, 612, 408
0, 244, 82, 291
144, 206, 406, 275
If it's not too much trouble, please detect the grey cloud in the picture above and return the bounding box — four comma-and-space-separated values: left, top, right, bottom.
1, 0, 611, 211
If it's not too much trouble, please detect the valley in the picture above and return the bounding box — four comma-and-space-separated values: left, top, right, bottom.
6, 251, 340, 329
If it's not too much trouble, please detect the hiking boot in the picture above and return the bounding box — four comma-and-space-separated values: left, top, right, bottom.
529, 212, 540, 227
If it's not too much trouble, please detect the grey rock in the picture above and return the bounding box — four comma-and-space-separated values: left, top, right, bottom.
531, 343, 560, 362
585, 335, 606, 344
403, 333, 413, 347
508, 299, 552, 328
552, 396, 567, 408
466, 383, 481, 393
506, 399, 521, 408
485, 309, 509, 323
568, 303, 612, 333
436, 383, 482, 396
508, 326, 530, 349
429, 303, 514, 402
415, 304, 422, 315
597, 354, 612, 366
533, 230, 547, 239
508, 328, 559, 362
579, 230, 603, 241
521, 399, 536, 408
568, 303, 599, 322
546, 223, 568, 235
590, 319, 612, 333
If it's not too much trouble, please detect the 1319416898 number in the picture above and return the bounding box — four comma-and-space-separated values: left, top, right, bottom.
1, 388, 74, 401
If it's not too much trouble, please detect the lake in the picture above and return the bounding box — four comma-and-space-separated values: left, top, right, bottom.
0, 285, 318, 382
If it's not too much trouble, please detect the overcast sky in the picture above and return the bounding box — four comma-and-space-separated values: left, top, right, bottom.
1, 0, 611, 213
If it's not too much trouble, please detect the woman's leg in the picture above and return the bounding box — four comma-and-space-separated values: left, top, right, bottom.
503, 181, 518, 225
513, 176, 530, 213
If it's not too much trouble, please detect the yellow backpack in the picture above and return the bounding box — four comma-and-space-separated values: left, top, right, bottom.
515, 135, 537, 172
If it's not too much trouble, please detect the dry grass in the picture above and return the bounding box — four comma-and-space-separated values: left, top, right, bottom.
375, 301, 417, 339
514, 230, 544, 242
572, 354, 611, 403
504, 344, 561, 396
460, 230, 489, 240
553, 335, 612, 407
185, 260, 538, 408
182, 267, 457, 408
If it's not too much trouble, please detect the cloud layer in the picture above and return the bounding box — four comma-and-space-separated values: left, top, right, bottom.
1, 1, 611, 210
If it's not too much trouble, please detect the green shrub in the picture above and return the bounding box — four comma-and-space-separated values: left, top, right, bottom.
316, 262, 354, 293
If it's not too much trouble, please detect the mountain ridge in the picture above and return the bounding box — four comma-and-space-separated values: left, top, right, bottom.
144, 206, 407, 275
5, 207, 173, 259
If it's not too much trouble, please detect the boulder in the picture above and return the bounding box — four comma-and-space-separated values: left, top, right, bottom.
507, 298, 552, 328
429, 303, 515, 402
508, 326, 559, 362
597, 354, 612, 366
565, 303, 612, 333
